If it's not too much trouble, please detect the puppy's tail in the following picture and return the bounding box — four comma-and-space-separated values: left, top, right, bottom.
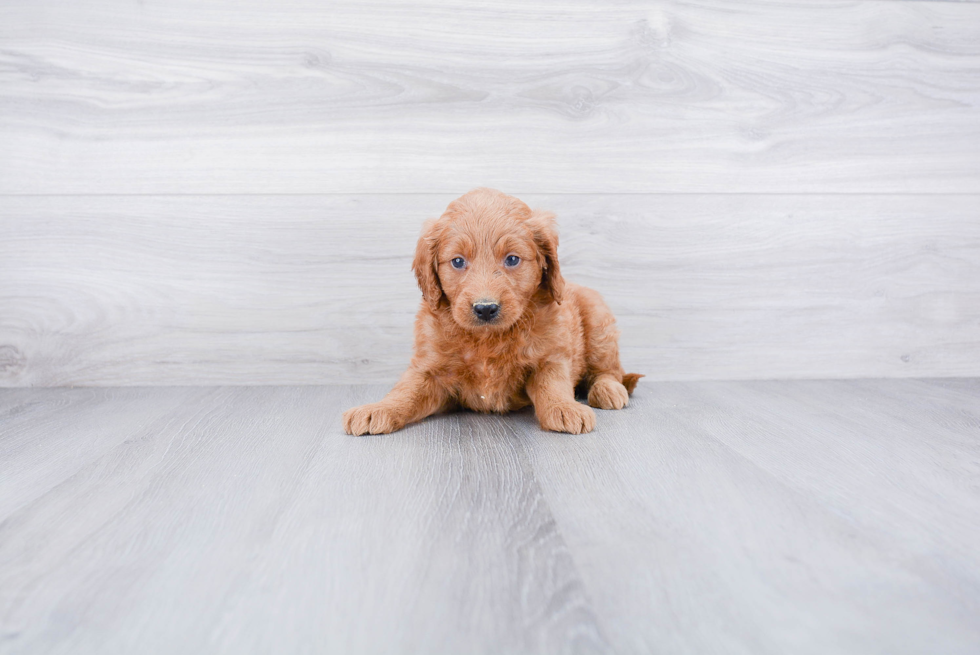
622, 373, 644, 395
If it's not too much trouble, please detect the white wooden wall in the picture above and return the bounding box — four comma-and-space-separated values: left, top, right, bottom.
1, 0, 978, 386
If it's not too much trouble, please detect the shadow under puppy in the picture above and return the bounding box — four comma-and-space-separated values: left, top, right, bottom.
344, 188, 642, 435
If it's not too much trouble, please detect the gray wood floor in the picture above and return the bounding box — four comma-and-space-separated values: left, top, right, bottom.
2, 379, 978, 654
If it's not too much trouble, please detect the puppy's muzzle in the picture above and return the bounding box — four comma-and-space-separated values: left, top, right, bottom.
472, 302, 500, 323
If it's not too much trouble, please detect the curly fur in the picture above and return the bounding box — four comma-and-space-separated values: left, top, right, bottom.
343, 188, 642, 435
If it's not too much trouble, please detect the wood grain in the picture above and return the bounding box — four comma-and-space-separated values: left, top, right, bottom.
2, 194, 978, 386
520, 378, 980, 654
1, 381, 978, 653
0, 386, 608, 654
1, 0, 979, 193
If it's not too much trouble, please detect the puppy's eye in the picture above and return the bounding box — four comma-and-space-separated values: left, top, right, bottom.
504, 254, 521, 268
451, 257, 466, 269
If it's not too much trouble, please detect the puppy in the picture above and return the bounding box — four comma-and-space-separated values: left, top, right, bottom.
343, 188, 642, 435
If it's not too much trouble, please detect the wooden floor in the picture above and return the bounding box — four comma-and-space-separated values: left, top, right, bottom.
1, 379, 978, 654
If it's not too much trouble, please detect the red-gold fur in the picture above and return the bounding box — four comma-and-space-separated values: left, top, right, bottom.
343, 188, 642, 435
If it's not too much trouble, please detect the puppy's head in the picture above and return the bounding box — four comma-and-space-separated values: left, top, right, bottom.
412, 188, 565, 331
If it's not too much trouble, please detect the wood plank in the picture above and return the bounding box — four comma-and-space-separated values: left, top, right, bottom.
1, 381, 978, 652
1, 0, 979, 193
0, 386, 205, 520
523, 379, 980, 654
0, 385, 608, 654
2, 194, 978, 386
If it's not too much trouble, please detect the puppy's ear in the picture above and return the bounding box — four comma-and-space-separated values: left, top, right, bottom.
412, 218, 443, 311
526, 209, 565, 305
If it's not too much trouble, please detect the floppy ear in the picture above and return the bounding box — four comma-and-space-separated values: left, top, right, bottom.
525, 209, 565, 305
412, 218, 443, 311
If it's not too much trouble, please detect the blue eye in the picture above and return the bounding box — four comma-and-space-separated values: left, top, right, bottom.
504, 255, 521, 267
451, 257, 466, 269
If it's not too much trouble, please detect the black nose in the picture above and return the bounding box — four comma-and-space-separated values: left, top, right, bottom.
472, 302, 500, 322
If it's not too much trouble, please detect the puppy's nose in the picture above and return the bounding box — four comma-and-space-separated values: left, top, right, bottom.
472, 302, 500, 322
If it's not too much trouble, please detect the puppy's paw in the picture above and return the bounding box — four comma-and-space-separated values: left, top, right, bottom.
343, 403, 406, 436
538, 402, 596, 434
588, 377, 629, 410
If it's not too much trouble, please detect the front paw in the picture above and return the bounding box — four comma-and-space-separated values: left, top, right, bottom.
588, 377, 629, 410
343, 403, 406, 435
537, 402, 596, 434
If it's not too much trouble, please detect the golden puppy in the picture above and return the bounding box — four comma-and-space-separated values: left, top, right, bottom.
343, 188, 642, 435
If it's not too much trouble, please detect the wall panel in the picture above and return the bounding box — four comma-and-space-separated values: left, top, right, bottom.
1, 0, 978, 194
2, 194, 977, 385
